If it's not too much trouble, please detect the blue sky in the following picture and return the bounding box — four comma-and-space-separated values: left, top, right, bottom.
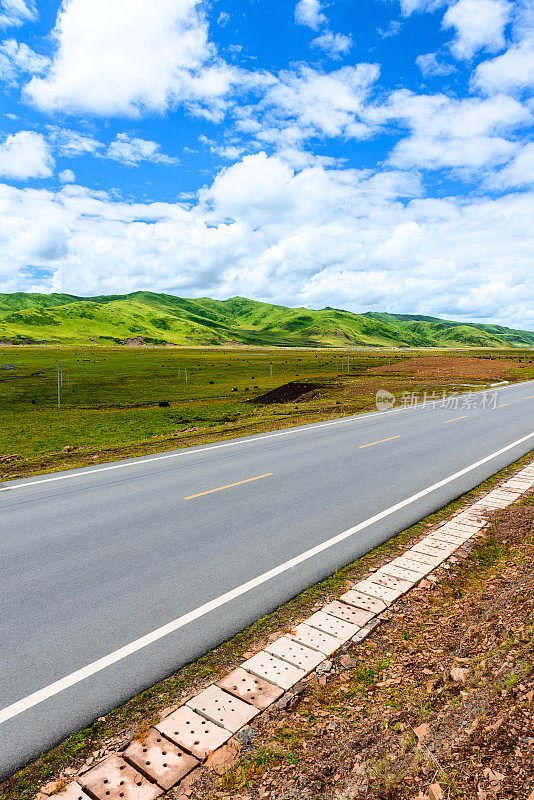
0, 0, 533, 328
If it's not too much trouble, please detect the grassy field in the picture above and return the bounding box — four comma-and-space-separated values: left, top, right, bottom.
1, 346, 533, 480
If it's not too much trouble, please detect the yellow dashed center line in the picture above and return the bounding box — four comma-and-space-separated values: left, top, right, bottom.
184, 473, 274, 500
359, 435, 401, 449
494, 403, 510, 409
443, 415, 468, 424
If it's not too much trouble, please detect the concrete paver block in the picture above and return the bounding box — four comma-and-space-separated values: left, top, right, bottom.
124, 728, 199, 791
411, 542, 453, 558
353, 579, 401, 605
186, 685, 259, 732
217, 667, 284, 709
265, 636, 325, 672
449, 516, 485, 528
81, 755, 162, 800
401, 550, 443, 567
241, 651, 306, 689
392, 556, 434, 575
156, 707, 232, 760
51, 783, 91, 800
370, 571, 413, 593
340, 589, 387, 614
322, 599, 375, 627
304, 610, 360, 640
287, 622, 344, 656
417, 536, 455, 552
428, 531, 468, 545
424, 536, 461, 551
379, 563, 421, 583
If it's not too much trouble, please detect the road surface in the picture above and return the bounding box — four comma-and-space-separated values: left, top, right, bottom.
1, 380, 534, 777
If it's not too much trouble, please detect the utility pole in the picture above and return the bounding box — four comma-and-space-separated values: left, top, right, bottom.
185, 368, 188, 383
178, 367, 181, 380
270, 363, 273, 377
57, 363, 61, 409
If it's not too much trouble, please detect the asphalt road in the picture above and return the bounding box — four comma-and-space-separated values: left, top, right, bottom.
1, 380, 534, 777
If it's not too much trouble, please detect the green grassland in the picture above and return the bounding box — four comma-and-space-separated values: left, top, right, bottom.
1, 292, 534, 348
1, 346, 533, 480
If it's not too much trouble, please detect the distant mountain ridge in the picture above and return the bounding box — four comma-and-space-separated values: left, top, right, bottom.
0, 291, 533, 348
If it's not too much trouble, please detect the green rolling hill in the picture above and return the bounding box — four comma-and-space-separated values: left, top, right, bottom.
0, 291, 532, 348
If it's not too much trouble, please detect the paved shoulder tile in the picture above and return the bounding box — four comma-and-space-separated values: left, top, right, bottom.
124, 728, 199, 790
217, 667, 284, 709
241, 651, 306, 689
379, 563, 421, 583
339, 590, 387, 614
80, 755, 162, 800
353, 579, 402, 605
287, 622, 344, 656
265, 636, 325, 672
186, 685, 259, 732
304, 610, 360, 640
322, 599, 375, 627
156, 707, 232, 760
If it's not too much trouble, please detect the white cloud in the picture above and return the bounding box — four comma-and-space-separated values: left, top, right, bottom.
107, 133, 179, 166
0, 38, 49, 83
0, 0, 36, 28
376, 90, 530, 171
390, 134, 518, 170
25, 0, 238, 117
443, 0, 512, 60
246, 64, 381, 147
474, 37, 534, 93
398, 0, 448, 17
311, 31, 353, 59
1, 157, 534, 328
0, 131, 53, 179
487, 142, 534, 188
47, 126, 104, 157
416, 52, 456, 76
58, 168, 75, 183
198, 134, 245, 161
295, 0, 327, 30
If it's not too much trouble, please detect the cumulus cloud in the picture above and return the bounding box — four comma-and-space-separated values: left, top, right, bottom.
0, 0, 36, 28
376, 90, 530, 171
106, 133, 179, 166
295, 0, 326, 30
311, 31, 353, 59
487, 142, 534, 188
244, 64, 381, 148
0, 131, 53, 179
473, 3, 534, 94
0, 38, 48, 84
443, 0, 512, 60
25, 0, 238, 117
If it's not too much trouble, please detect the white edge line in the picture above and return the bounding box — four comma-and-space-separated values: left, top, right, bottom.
1, 429, 533, 725
3, 379, 534, 493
